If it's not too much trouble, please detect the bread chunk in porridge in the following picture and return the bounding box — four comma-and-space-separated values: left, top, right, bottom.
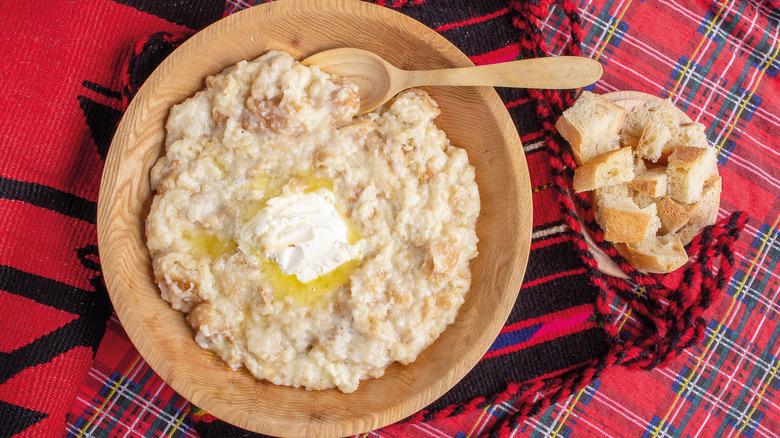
146, 50, 480, 393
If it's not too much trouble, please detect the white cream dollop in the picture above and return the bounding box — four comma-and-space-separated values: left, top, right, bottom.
239, 188, 361, 283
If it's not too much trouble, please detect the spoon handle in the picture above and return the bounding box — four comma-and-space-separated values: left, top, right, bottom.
404, 56, 603, 90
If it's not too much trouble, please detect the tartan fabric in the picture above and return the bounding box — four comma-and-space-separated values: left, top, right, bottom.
0, 1, 775, 438
65, 316, 197, 438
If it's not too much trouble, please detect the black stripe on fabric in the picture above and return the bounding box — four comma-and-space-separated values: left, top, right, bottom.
0, 292, 112, 384
77, 95, 123, 161
191, 417, 275, 438
510, 270, 598, 323
426, 327, 607, 411
501, 89, 542, 139
390, 0, 512, 29
0, 176, 96, 224
108, 0, 225, 30
392, 0, 518, 59
0, 400, 48, 438
82, 81, 123, 100
506, 97, 537, 125
496, 87, 530, 104
0, 265, 96, 316
437, 15, 519, 59
524, 239, 587, 281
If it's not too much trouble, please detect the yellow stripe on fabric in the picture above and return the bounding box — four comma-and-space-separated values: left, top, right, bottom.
167, 410, 188, 438
650, 212, 780, 438
614, 286, 645, 332
593, 0, 633, 61
76, 354, 143, 438
716, 35, 780, 154
735, 356, 780, 436
551, 390, 586, 437
617, 308, 633, 331
668, 0, 729, 99
467, 406, 490, 437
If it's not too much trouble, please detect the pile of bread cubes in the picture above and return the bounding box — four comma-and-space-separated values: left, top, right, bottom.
555, 91, 721, 273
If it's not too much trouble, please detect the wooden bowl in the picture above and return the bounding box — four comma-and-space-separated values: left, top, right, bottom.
97, 0, 532, 436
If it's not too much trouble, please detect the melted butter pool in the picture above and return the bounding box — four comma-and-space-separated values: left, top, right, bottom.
185, 173, 361, 307
181, 230, 237, 260
258, 257, 360, 307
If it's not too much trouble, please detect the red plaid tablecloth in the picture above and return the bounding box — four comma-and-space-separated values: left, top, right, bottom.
1, 0, 778, 437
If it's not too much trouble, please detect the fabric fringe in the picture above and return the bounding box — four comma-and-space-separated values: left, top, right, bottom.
408, 1, 747, 435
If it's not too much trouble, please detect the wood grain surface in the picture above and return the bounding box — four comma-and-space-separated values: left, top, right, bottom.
97, 0, 532, 436
303, 48, 602, 114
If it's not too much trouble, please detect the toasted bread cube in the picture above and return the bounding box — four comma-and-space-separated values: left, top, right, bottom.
592, 182, 632, 224
616, 234, 688, 273
657, 196, 690, 235
593, 182, 631, 204
676, 176, 722, 245
703, 152, 720, 188
619, 102, 654, 149
631, 191, 657, 209
619, 119, 642, 149
599, 196, 660, 243
671, 122, 709, 149
620, 99, 677, 150
686, 176, 721, 227
636, 99, 679, 163
629, 167, 667, 198
573, 147, 634, 193
667, 146, 717, 203
634, 155, 648, 174
556, 91, 625, 165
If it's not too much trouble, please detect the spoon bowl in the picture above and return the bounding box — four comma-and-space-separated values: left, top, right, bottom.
304, 49, 396, 115
303, 47, 603, 114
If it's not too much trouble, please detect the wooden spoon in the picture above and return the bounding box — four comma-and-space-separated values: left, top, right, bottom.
302, 48, 603, 115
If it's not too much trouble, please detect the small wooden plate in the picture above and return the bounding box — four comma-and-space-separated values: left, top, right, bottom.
604, 91, 693, 124
97, 0, 532, 436
581, 91, 694, 278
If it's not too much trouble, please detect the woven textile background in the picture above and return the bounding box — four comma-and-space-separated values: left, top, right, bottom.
0, 0, 777, 437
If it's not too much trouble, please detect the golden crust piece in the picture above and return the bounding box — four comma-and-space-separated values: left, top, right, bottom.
677, 176, 722, 245
601, 200, 660, 243
573, 146, 634, 193
555, 91, 625, 166
615, 235, 688, 274
657, 196, 690, 235
629, 167, 667, 197
636, 99, 679, 163
667, 146, 718, 203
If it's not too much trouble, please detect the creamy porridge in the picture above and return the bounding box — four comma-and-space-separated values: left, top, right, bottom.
146, 51, 479, 393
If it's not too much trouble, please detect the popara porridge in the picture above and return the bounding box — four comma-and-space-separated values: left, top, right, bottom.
145, 50, 480, 393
